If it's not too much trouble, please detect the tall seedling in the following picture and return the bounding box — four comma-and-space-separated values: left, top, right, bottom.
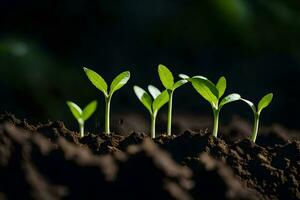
133, 85, 169, 138
158, 64, 187, 135
241, 93, 273, 142
184, 75, 241, 137
83, 67, 130, 134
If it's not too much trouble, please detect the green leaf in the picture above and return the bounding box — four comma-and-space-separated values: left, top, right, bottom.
190, 77, 219, 107
158, 64, 174, 89
219, 93, 241, 109
192, 75, 209, 80
216, 76, 226, 98
109, 71, 130, 95
173, 79, 188, 90
258, 93, 273, 114
153, 90, 169, 112
148, 85, 161, 99
133, 86, 153, 114
67, 101, 82, 120
241, 98, 256, 113
179, 74, 190, 79
82, 100, 97, 121
83, 67, 108, 96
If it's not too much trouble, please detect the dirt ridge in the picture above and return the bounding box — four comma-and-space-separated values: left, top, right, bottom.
0, 113, 299, 200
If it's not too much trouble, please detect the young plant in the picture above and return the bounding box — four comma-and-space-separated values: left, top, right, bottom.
83, 67, 130, 134
66, 100, 97, 137
183, 74, 241, 137
241, 93, 273, 142
157, 64, 188, 136
133, 85, 169, 138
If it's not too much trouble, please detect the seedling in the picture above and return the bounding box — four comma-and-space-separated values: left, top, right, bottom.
157, 64, 188, 136
183, 74, 241, 137
133, 85, 169, 138
83, 67, 130, 134
241, 93, 273, 142
66, 100, 97, 137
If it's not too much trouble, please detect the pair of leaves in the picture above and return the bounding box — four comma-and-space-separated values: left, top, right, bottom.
188, 76, 240, 109
158, 64, 187, 91
67, 100, 98, 122
242, 93, 273, 115
134, 85, 169, 115
84, 67, 130, 97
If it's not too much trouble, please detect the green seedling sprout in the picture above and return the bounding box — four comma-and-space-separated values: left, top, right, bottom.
66, 100, 97, 137
133, 85, 169, 138
83, 67, 130, 134
241, 93, 273, 142
181, 74, 241, 137
157, 64, 188, 136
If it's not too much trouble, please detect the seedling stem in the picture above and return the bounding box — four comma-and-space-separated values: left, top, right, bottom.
105, 96, 111, 134
252, 113, 260, 142
151, 113, 157, 138
167, 90, 174, 136
212, 108, 220, 137
79, 120, 84, 137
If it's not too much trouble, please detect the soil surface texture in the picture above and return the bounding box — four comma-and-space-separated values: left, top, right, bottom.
0, 113, 299, 200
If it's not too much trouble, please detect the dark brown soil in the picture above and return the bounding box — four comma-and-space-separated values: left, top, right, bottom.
0, 113, 299, 200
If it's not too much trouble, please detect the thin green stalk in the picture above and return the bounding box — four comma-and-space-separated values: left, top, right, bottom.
251, 114, 260, 142
151, 113, 157, 139
78, 119, 84, 138
167, 91, 173, 136
105, 96, 111, 134
212, 109, 220, 137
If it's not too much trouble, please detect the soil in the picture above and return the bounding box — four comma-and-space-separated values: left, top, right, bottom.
0, 113, 299, 200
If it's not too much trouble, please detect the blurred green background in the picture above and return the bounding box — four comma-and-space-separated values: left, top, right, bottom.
1, 0, 300, 130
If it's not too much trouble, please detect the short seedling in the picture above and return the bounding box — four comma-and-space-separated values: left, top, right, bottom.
83, 67, 130, 134
183, 74, 241, 137
133, 85, 169, 138
66, 100, 97, 137
241, 93, 273, 142
158, 64, 187, 136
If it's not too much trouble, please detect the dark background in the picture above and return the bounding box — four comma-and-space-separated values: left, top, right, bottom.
1, 0, 300, 131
